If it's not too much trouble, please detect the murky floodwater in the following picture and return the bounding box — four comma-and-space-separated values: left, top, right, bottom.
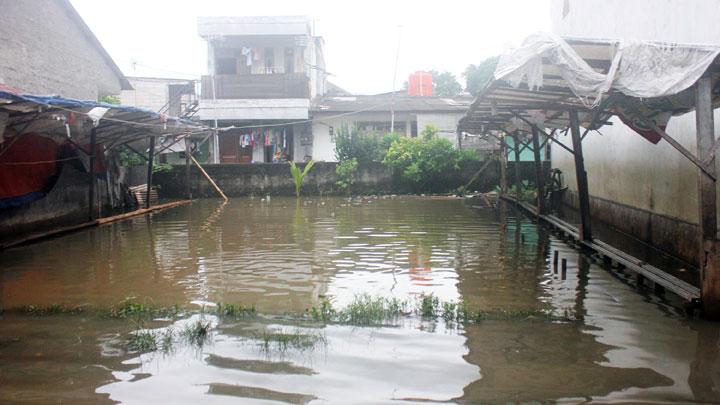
1, 197, 719, 404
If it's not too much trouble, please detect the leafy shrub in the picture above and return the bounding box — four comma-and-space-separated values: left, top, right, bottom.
333, 124, 399, 164
383, 125, 480, 193
336, 158, 358, 195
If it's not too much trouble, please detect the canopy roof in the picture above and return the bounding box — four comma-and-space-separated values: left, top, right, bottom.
0, 86, 207, 148
458, 33, 720, 137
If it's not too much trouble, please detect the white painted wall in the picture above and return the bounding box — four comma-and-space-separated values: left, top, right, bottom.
549, 0, 720, 224
310, 111, 466, 162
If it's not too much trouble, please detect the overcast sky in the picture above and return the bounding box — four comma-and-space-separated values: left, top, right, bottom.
70, 0, 551, 95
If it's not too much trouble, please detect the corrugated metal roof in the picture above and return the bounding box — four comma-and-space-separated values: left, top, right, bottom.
312, 94, 473, 113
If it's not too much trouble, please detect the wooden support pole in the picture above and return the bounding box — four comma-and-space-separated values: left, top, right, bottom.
511, 131, 522, 201
88, 128, 97, 221
695, 75, 720, 318
145, 137, 155, 209
532, 126, 546, 215
185, 136, 192, 199
190, 154, 228, 201
500, 137, 508, 195
569, 110, 592, 241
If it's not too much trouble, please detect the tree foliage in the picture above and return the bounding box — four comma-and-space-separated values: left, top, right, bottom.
464, 56, 499, 95
335, 158, 358, 195
333, 124, 399, 164
383, 125, 479, 193
429, 70, 462, 97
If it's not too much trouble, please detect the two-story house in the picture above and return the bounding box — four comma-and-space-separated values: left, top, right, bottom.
197, 16, 326, 164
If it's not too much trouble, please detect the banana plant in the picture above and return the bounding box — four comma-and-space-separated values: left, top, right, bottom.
289, 160, 315, 197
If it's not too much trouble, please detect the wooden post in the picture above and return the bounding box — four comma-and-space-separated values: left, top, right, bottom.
511, 131, 522, 201
88, 128, 97, 221
145, 137, 155, 209
500, 137, 508, 195
569, 110, 592, 241
185, 136, 192, 199
532, 126, 546, 215
696, 75, 720, 318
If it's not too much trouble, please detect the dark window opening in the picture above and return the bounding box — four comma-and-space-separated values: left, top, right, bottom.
411, 121, 418, 137
216, 57, 237, 75
284, 48, 295, 73
264, 47, 275, 74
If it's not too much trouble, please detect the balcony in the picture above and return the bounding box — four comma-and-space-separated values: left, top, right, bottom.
201, 73, 309, 99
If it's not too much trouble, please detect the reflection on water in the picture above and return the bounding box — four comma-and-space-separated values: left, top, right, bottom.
0, 197, 719, 403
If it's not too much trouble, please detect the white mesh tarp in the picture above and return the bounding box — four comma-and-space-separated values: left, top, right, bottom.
495, 32, 720, 107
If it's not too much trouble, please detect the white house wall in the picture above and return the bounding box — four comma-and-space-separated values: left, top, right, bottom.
198, 98, 309, 120
310, 111, 465, 162
549, 0, 720, 225
417, 113, 464, 146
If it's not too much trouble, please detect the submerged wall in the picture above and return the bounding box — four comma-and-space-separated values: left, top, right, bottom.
152, 161, 544, 198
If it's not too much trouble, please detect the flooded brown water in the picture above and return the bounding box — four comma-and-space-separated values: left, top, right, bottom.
0, 197, 719, 404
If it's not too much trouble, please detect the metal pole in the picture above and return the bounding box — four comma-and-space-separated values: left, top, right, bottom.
88, 128, 97, 221
145, 137, 155, 209
532, 126, 546, 215
569, 110, 592, 241
695, 75, 719, 318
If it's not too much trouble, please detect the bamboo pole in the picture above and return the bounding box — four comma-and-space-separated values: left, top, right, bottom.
189, 154, 228, 201
1, 200, 192, 250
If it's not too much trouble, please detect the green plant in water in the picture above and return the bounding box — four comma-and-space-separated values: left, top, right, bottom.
126, 330, 158, 353
419, 293, 440, 318
308, 297, 336, 322
289, 160, 315, 197
215, 302, 256, 318
258, 329, 327, 353
337, 294, 405, 325
181, 319, 212, 347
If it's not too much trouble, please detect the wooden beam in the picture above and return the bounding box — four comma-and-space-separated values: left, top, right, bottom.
511, 131, 522, 200
190, 154, 228, 201
185, 136, 192, 199
696, 75, 720, 318
532, 126, 547, 215
145, 137, 155, 209
569, 110, 592, 241
639, 118, 716, 181
500, 138, 508, 195
88, 128, 97, 221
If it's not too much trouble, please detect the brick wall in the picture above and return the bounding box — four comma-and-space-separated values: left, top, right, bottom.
0, 1, 122, 99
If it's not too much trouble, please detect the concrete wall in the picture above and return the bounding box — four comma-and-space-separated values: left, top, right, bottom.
119, 77, 194, 112
0, 164, 120, 243
0, 0, 123, 99
549, 0, 720, 261
152, 160, 532, 198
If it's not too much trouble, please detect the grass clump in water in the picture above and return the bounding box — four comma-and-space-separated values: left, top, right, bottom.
308, 297, 335, 322
419, 293, 439, 318
215, 302, 256, 318
258, 328, 327, 353
181, 319, 212, 347
336, 294, 406, 325
126, 330, 158, 353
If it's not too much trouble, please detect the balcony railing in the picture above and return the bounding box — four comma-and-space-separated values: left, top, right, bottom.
201, 73, 310, 99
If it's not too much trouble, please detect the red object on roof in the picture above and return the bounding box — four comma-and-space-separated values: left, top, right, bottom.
408, 71, 433, 97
